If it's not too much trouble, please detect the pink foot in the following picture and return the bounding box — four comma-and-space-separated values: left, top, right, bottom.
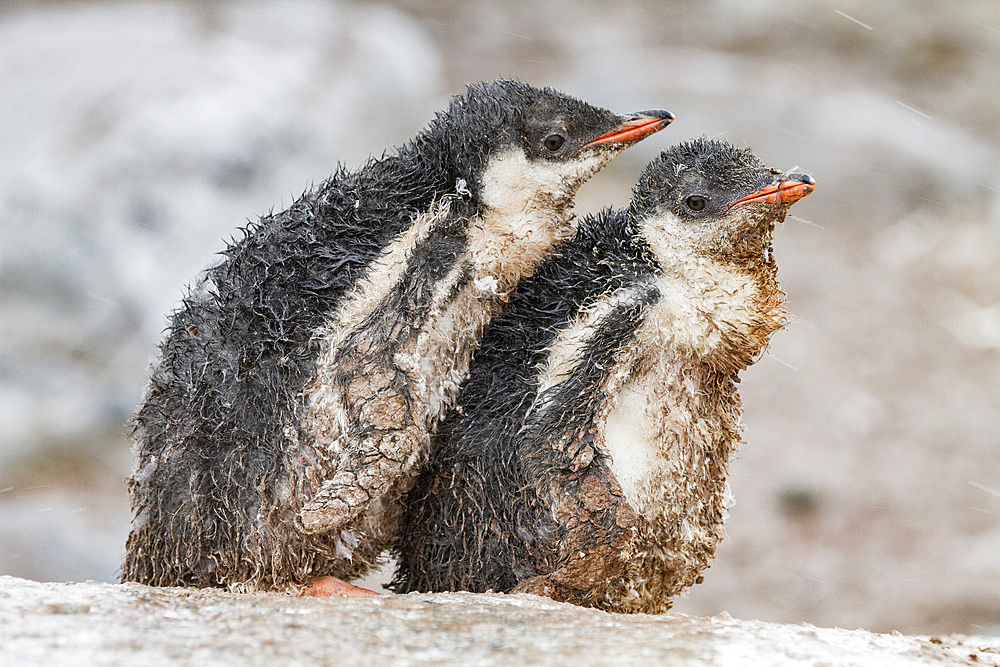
302, 576, 380, 598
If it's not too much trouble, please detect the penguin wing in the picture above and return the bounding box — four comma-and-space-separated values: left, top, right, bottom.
512, 280, 659, 604
296, 200, 468, 535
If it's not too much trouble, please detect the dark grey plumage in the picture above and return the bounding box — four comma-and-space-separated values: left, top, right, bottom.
393, 138, 816, 612
123, 80, 672, 590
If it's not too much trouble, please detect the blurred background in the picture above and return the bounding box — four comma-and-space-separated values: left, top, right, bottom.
1, 0, 998, 636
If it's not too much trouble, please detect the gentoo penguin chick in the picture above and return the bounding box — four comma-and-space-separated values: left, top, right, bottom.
123, 79, 673, 593
393, 138, 816, 613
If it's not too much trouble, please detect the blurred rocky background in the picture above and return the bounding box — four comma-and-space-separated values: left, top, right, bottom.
1, 0, 997, 637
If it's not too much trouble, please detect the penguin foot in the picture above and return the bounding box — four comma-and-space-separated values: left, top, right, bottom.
301, 576, 380, 598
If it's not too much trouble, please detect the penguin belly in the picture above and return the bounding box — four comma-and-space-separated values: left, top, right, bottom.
596, 366, 736, 613
601, 381, 661, 511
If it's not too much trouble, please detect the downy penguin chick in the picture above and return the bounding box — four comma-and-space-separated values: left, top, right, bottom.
393, 138, 815, 612
123, 80, 673, 592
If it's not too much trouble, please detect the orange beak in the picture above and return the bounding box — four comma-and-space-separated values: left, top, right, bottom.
729, 174, 816, 209
581, 110, 674, 149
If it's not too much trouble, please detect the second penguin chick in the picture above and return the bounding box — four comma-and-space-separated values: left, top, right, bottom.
393, 138, 815, 613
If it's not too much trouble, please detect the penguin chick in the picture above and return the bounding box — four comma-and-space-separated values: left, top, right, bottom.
123, 80, 672, 592
392, 138, 815, 613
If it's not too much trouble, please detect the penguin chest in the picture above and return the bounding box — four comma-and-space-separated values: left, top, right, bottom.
600, 361, 740, 520
599, 365, 718, 520
401, 270, 505, 426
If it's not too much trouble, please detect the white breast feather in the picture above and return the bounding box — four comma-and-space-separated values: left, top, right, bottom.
594, 224, 765, 515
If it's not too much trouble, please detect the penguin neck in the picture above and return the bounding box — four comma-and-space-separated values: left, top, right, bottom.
472, 148, 601, 292
635, 215, 788, 372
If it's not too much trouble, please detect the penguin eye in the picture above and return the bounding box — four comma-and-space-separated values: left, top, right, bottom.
543, 134, 566, 151
685, 195, 707, 211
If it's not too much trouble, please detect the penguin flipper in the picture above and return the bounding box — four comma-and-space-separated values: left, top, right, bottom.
297, 423, 425, 533
298, 313, 426, 534
298, 202, 463, 535
296, 472, 376, 535
513, 285, 655, 606
513, 412, 639, 607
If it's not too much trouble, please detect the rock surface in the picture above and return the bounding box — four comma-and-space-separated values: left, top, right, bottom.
0, 576, 995, 666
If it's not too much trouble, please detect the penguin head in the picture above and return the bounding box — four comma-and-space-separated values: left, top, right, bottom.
433, 80, 673, 209
629, 137, 815, 270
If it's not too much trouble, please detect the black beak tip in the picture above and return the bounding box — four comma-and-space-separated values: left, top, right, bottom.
635, 109, 675, 122
788, 172, 816, 186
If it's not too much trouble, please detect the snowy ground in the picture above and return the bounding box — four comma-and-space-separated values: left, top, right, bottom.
1, 0, 998, 637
